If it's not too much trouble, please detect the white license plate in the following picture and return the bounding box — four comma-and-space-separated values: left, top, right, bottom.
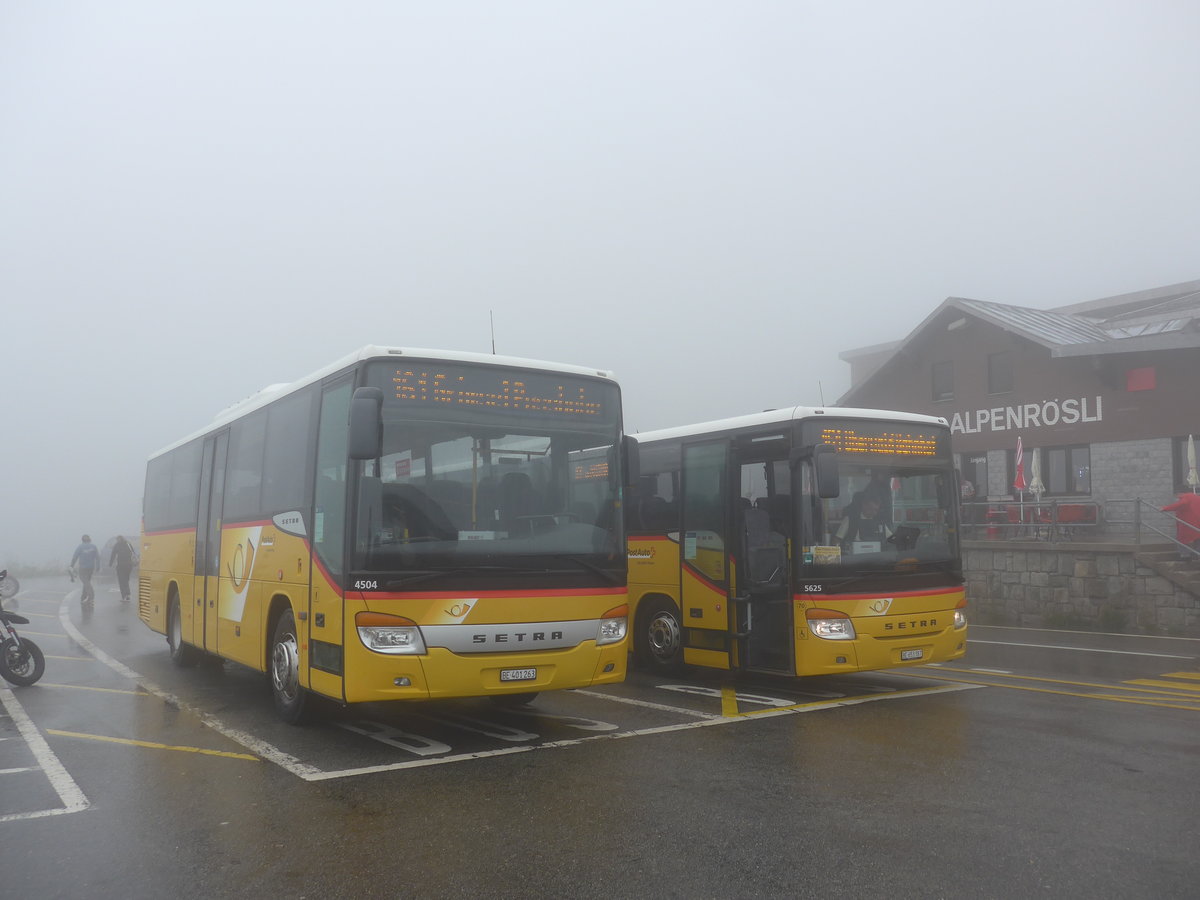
500, 668, 537, 682
900, 649, 924, 661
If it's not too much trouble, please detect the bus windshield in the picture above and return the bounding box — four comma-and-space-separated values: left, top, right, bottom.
802, 461, 959, 573
350, 361, 624, 581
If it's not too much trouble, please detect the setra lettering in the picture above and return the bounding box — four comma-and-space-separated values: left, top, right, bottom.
471, 630, 564, 644
884, 619, 937, 630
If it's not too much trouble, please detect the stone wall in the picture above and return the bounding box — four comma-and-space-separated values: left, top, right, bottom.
964, 542, 1200, 636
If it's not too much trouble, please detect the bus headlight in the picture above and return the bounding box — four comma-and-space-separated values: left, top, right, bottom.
954, 597, 967, 629
805, 608, 856, 640
597, 605, 628, 646
356, 612, 426, 655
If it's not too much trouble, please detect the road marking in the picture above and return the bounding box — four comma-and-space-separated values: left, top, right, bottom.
903, 669, 1200, 710
967, 639, 1195, 660
300, 683, 985, 781
45, 730, 260, 761
57, 598, 323, 780
0, 686, 90, 821
572, 689, 719, 719
38, 682, 143, 695
1123, 678, 1200, 694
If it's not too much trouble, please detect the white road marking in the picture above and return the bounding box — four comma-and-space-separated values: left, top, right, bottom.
0, 686, 90, 821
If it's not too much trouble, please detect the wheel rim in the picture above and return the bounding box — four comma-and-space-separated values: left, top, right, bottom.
6, 644, 32, 677
646, 609, 681, 662
272, 629, 300, 704
169, 605, 181, 650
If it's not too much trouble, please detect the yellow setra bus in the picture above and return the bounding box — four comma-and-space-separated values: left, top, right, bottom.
140, 347, 631, 722
624, 407, 967, 676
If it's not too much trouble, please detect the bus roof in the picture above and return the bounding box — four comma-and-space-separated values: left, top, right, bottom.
149, 346, 618, 459
630, 406, 950, 444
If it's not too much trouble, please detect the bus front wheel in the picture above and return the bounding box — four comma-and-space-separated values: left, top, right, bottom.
270, 609, 311, 725
167, 595, 200, 667
637, 598, 682, 672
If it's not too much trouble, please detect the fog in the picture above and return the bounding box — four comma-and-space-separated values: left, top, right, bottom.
2, 1, 1198, 564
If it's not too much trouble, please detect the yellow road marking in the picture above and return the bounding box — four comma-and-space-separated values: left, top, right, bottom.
1124, 679, 1200, 693
737, 684, 964, 716
46, 729, 260, 761
908, 670, 1200, 711
1162, 671, 1200, 681
931, 664, 1195, 696
39, 682, 142, 695
720, 685, 740, 717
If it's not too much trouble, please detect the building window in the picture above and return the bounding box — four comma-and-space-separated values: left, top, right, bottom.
988, 352, 1013, 394
1044, 445, 1091, 495
1006, 445, 1090, 496
931, 360, 953, 402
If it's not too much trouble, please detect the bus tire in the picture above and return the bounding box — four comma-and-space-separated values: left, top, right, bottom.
167, 593, 201, 667
636, 597, 683, 672
270, 608, 311, 725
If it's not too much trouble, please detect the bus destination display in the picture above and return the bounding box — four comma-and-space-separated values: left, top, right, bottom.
819, 425, 942, 458
386, 365, 610, 418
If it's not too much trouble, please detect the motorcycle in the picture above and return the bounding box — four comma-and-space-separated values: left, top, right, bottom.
0, 569, 45, 686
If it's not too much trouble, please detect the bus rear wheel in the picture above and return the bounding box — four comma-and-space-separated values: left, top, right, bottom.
270, 608, 311, 725
637, 597, 682, 672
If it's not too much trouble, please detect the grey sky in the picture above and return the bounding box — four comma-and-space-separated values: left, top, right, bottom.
2, 1, 1198, 563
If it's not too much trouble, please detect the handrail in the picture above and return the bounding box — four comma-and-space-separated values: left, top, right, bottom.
1101, 497, 1200, 559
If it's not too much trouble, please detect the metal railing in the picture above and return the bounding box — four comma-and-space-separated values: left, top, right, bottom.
960, 498, 1102, 542
962, 496, 1200, 559
1097, 497, 1200, 559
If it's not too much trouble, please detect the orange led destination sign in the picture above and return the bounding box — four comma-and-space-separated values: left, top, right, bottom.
820, 427, 940, 457
389, 367, 606, 417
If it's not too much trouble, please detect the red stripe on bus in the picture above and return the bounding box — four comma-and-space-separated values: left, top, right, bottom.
354, 586, 627, 600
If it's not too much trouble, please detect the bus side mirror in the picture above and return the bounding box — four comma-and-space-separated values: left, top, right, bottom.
813, 443, 840, 499
348, 387, 383, 460
622, 434, 640, 487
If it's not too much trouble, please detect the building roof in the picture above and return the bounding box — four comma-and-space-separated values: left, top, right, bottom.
840, 278, 1200, 394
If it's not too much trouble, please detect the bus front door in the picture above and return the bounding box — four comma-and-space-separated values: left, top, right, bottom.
734, 457, 793, 673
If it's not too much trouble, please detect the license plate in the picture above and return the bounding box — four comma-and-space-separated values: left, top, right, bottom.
500, 668, 537, 682
900, 649, 924, 661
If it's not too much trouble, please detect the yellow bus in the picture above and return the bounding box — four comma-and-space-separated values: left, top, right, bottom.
625, 407, 967, 676
140, 346, 631, 723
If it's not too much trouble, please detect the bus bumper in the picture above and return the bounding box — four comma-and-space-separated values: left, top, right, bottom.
340, 639, 628, 703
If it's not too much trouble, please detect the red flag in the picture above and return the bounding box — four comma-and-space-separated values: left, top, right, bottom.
1013, 436, 1027, 492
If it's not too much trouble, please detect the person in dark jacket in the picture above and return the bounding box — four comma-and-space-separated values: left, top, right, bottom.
71, 535, 101, 605
109, 535, 135, 603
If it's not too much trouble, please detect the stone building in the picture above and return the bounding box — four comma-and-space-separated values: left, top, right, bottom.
839, 278, 1200, 517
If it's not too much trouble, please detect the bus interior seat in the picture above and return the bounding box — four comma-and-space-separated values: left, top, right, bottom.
500, 472, 540, 533
743, 506, 786, 584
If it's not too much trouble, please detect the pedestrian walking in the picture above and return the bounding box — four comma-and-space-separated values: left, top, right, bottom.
1161, 492, 1200, 560
70, 534, 101, 605
109, 535, 135, 603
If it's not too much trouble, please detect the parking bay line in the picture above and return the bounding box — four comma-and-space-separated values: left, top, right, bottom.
303, 683, 983, 781
45, 729, 260, 761
0, 686, 90, 822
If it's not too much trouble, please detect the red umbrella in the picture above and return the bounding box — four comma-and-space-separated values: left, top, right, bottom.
1013, 436, 1027, 493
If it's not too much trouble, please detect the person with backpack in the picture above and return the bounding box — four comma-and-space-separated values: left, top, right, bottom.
70, 534, 101, 606
109, 535, 135, 603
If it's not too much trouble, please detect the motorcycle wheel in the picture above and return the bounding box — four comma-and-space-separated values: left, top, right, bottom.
0, 637, 45, 686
